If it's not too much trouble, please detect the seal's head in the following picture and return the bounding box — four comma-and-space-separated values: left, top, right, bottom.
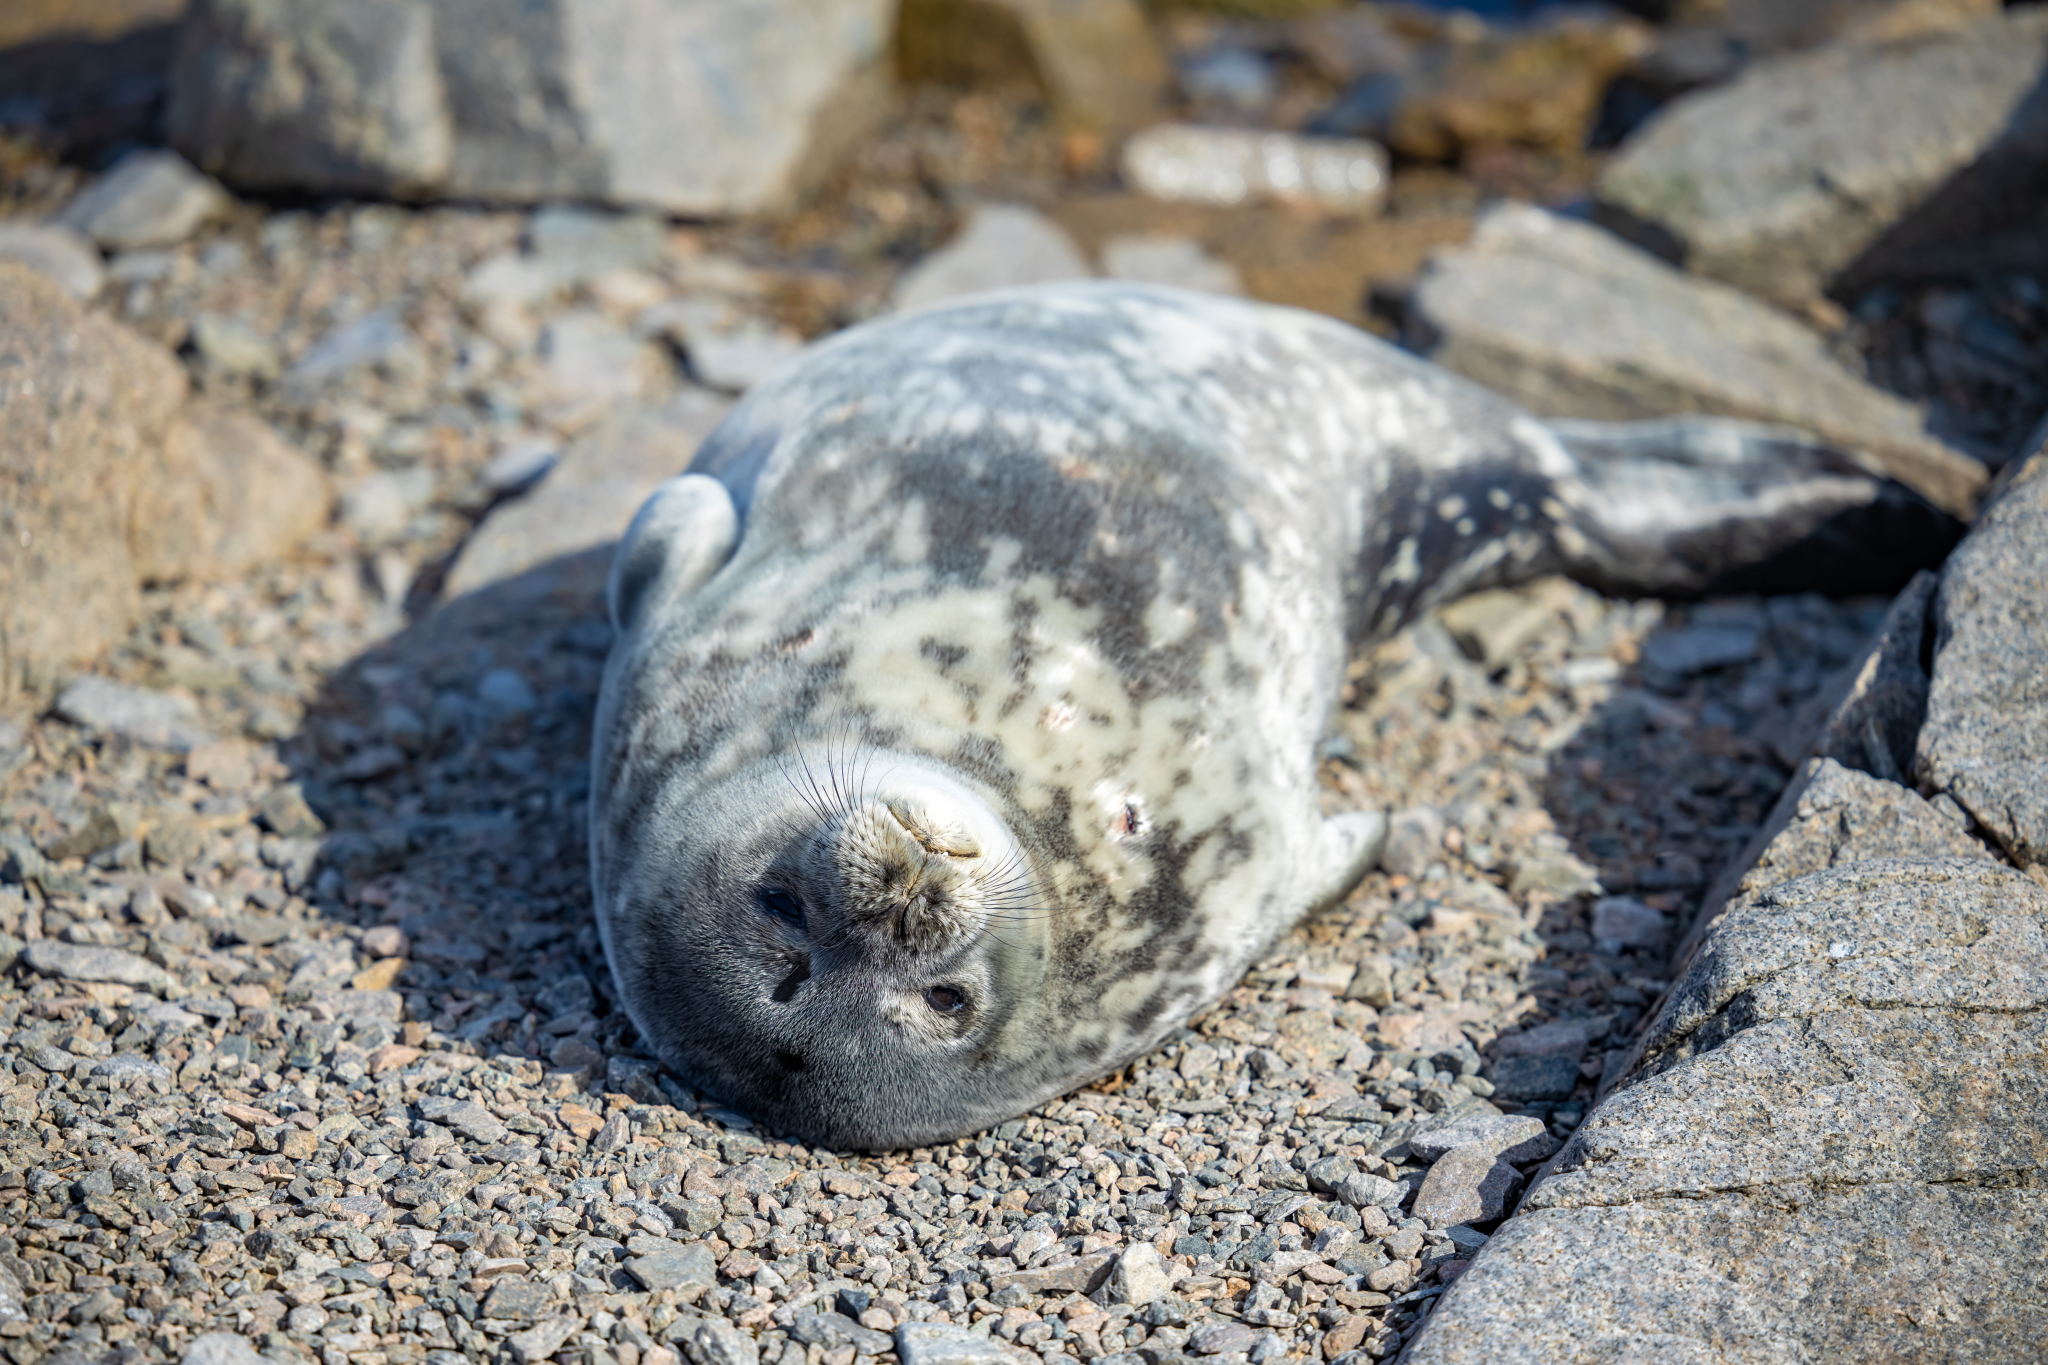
596, 748, 1055, 1149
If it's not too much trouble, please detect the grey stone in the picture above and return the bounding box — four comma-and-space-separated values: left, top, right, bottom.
339, 468, 436, 544
56, 675, 214, 752
1491, 1019, 1598, 1064
892, 205, 1092, 314
1409, 1115, 1556, 1166
1589, 896, 1668, 949
1379, 807, 1446, 880
1915, 451, 2048, 866
0, 224, 103, 299
417, 1098, 508, 1145
1406, 1182, 2048, 1364
684, 322, 804, 393
1487, 1053, 1577, 1102
168, 0, 453, 195
791, 1313, 891, 1356
92, 1054, 173, 1083
681, 1318, 758, 1365
1436, 587, 1558, 669
22, 933, 178, 986
1633, 859, 2048, 1085
284, 309, 420, 401
896, 1322, 1030, 1365
1190, 1321, 1256, 1356
1406, 204, 1986, 517
1411, 1146, 1520, 1227
1122, 124, 1387, 213
478, 668, 537, 715
482, 1277, 550, 1323
989, 1251, 1114, 1296
31, 1045, 80, 1073
1099, 235, 1242, 295
482, 440, 559, 495
0, 1260, 21, 1324
441, 389, 733, 607
169, 0, 892, 214
625, 1242, 715, 1293
507, 1318, 577, 1365
1641, 623, 1758, 675
1544, 1001, 2047, 1212
1331, 1171, 1405, 1210
1105, 1241, 1172, 1306
55, 150, 228, 252
534, 310, 667, 415
180, 1334, 266, 1365
528, 206, 665, 281
190, 315, 281, 382
1598, 8, 2048, 306
1675, 758, 1994, 979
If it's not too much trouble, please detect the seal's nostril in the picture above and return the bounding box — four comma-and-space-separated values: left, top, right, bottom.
884, 799, 982, 858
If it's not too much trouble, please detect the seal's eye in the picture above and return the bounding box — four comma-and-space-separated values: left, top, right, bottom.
761, 890, 806, 928
924, 985, 968, 1014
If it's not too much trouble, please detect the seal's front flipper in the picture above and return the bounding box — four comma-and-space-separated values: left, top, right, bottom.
1305, 810, 1389, 915
1545, 418, 1970, 600
608, 474, 739, 634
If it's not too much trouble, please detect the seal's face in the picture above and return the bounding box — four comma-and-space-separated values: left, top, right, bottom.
598, 750, 1054, 1149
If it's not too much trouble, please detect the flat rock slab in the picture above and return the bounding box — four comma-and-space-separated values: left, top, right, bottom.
1409, 1114, 1556, 1165
1406, 203, 1985, 516
54, 676, 215, 752
1915, 451, 2048, 866
1598, 8, 2048, 305
168, 0, 892, 214
891, 205, 1092, 314
1408, 1182, 2048, 1364
441, 390, 733, 611
1411, 1145, 1521, 1226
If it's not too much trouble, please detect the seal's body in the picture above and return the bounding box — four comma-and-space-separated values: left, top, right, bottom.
590, 283, 1942, 1149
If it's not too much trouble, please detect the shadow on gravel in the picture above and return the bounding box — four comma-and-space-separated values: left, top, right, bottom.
281, 551, 678, 1120
1508, 590, 1901, 1133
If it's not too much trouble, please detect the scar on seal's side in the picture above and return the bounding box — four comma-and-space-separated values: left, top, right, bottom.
587, 282, 1962, 1150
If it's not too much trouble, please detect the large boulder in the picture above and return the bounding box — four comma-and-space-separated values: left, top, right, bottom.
166, 0, 894, 214
1404, 449, 2048, 1362
893, 0, 1168, 136
1597, 8, 2048, 306
1915, 450, 2048, 867
1406, 204, 1987, 516
0, 262, 328, 702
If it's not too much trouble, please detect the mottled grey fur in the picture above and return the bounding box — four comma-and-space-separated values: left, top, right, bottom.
589, 282, 1931, 1149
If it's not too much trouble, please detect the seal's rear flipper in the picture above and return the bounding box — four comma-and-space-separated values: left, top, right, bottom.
1305, 810, 1389, 915
608, 474, 740, 634
1544, 418, 1970, 600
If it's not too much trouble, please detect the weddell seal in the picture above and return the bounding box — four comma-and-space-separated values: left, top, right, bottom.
588, 281, 1952, 1149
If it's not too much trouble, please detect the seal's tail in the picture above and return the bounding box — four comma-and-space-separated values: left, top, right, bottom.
1539, 417, 1967, 601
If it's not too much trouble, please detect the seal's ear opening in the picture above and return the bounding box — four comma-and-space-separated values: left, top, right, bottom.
608, 474, 740, 633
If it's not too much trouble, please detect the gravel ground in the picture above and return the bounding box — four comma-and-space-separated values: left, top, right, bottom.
0, 119, 1959, 1365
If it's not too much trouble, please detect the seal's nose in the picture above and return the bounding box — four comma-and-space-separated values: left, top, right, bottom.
832, 799, 984, 954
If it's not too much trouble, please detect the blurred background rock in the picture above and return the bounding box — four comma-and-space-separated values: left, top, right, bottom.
1, 0, 2043, 692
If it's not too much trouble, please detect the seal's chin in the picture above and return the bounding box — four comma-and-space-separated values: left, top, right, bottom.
602, 748, 1054, 1148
